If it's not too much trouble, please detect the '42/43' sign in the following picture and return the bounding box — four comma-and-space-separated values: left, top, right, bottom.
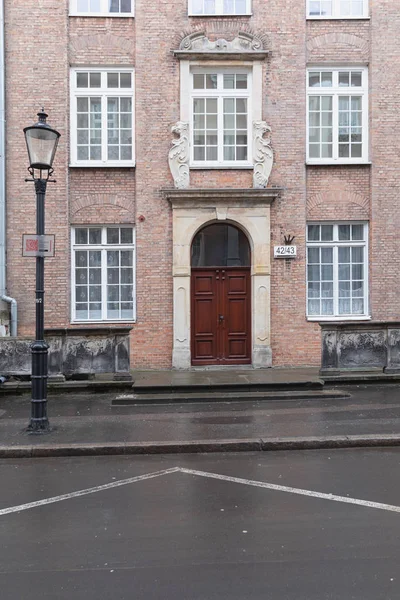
274, 245, 297, 258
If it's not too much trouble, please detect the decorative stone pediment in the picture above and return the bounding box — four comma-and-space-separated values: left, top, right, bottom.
174, 31, 268, 60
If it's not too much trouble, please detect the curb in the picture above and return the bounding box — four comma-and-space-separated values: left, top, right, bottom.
1, 434, 400, 458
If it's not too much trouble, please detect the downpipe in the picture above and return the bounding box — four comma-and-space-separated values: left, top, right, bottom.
1, 294, 17, 336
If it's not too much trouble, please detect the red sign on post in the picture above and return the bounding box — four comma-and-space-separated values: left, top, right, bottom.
22, 235, 55, 257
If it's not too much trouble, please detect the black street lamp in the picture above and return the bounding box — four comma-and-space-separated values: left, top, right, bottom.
23, 109, 60, 433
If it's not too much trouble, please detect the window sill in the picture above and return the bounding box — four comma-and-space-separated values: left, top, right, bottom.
188, 13, 252, 17
69, 13, 134, 17
306, 16, 369, 20
190, 164, 253, 170
307, 315, 371, 322
71, 320, 136, 325
306, 161, 371, 166
69, 162, 135, 168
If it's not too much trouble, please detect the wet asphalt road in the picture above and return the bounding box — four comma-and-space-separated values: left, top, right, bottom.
1, 449, 400, 599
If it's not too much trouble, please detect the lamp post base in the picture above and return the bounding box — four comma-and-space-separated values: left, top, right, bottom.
26, 418, 51, 434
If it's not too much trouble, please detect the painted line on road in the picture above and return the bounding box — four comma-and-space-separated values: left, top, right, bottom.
2, 465, 400, 518
179, 468, 400, 515
0, 467, 180, 517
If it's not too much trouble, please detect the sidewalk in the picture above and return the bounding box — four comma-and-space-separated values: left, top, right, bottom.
1, 381, 400, 457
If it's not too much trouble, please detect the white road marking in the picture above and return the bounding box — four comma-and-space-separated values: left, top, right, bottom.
1, 465, 400, 518
179, 468, 400, 514
0, 467, 180, 517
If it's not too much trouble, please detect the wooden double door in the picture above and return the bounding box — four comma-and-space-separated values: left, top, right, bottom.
191, 267, 251, 365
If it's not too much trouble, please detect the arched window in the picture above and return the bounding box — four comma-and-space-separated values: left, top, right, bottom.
191, 223, 250, 267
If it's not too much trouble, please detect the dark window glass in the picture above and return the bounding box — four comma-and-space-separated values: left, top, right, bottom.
191, 224, 250, 267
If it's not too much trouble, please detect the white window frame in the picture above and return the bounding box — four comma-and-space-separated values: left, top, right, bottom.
306, 222, 369, 321
70, 0, 134, 17
70, 67, 135, 167
71, 226, 136, 323
306, 0, 368, 19
188, 0, 251, 16
306, 67, 368, 165
186, 66, 254, 169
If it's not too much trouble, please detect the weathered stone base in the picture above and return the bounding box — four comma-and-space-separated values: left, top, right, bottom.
320, 322, 400, 375
0, 327, 132, 380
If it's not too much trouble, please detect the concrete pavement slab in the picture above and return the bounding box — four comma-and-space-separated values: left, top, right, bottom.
0, 383, 400, 457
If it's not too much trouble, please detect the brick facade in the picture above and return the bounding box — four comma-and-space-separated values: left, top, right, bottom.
3, 0, 399, 369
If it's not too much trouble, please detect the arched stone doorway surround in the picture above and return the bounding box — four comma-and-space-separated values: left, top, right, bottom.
163, 188, 281, 369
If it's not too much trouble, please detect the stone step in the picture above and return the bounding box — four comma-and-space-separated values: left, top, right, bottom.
112, 389, 350, 406
131, 379, 324, 396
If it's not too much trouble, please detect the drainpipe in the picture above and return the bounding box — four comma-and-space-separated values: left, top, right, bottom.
1, 295, 16, 336
0, 0, 17, 337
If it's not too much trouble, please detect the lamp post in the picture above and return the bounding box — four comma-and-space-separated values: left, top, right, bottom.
23, 109, 60, 433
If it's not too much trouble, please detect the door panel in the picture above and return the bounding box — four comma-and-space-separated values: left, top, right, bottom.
191, 268, 251, 365
222, 270, 251, 362
191, 271, 218, 363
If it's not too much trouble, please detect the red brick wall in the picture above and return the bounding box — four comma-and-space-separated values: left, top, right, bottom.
7, 0, 395, 370
370, 1, 400, 320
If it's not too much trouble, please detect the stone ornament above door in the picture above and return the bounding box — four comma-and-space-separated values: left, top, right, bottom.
174, 31, 269, 61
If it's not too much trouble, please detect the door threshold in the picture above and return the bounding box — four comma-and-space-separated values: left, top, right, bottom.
190, 365, 255, 371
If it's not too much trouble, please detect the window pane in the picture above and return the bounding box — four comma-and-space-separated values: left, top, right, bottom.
121, 0, 131, 12
107, 73, 119, 88
351, 72, 362, 87
191, 224, 250, 267
223, 74, 235, 89
308, 248, 320, 263
308, 225, 320, 241
107, 251, 119, 267
89, 251, 101, 267
309, 72, 320, 87
75, 228, 88, 244
321, 225, 333, 241
107, 228, 120, 244
121, 268, 133, 284
308, 282, 320, 298
236, 74, 247, 89
339, 72, 350, 87
308, 300, 320, 315
121, 251, 133, 266
321, 72, 332, 87
76, 268, 87, 284
89, 72, 101, 88
321, 265, 333, 281
339, 225, 351, 240
77, 72, 88, 88
321, 247, 333, 263
121, 228, 133, 244
89, 229, 101, 244
352, 247, 364, 262
352, 224, 364, 240
193, 74, 205, 89
206, 74, 217, 89
107, 269, 119, 285
109, 0, 119, 12
308, 265, 320, 281
191, 0, 203, 13
204, 0, 216, 13
339, 247, 350, 262
89, 268, 101, 284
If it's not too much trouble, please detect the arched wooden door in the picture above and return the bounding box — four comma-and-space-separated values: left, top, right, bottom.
191, 223, 251, 365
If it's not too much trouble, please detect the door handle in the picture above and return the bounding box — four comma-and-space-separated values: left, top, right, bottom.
219, 314, 224, 322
